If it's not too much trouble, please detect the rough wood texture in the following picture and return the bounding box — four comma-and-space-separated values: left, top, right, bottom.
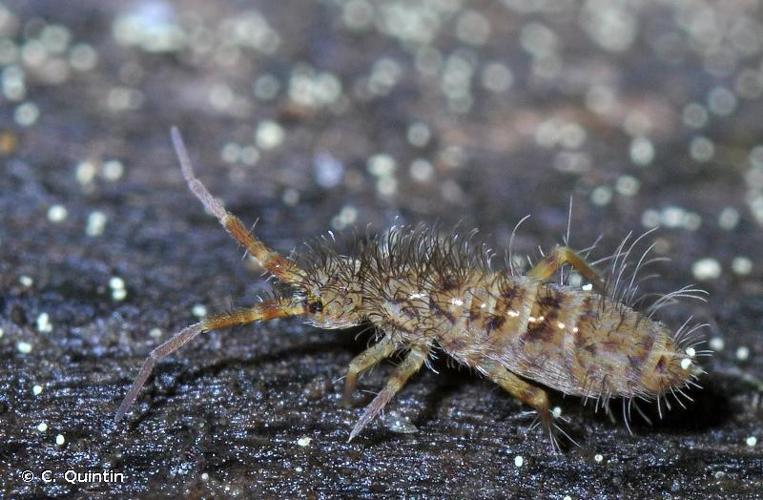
2, 1, 762, 497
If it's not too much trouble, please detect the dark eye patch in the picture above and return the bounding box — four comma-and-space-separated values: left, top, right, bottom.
309, 301, 323, 313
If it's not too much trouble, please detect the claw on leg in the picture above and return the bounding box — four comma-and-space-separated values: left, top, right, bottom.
342, 337, 397, 407
348, 346, 428, 442
114, 322, 205, 422
481, 360, 574, 452
114, 299, 304, 422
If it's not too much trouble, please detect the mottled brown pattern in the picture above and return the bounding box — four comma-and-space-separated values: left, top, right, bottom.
428, 295, 456, 324
120, 150, 699, 445
484, 314, 506, 333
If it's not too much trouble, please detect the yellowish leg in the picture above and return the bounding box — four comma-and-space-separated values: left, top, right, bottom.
342, 337, 398, 407
171, 127, 304, 284
115, 299, 305, 421
480, 361, 563, 451
528, 245, 605, 293
348, 346, 428, 441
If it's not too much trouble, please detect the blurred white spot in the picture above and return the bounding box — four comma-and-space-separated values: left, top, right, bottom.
102, 160, 124, 181
692, 258, 721, 281
735, 69, 763, 99
14, 101, 39, 126
47, 204, 68, 223
615, 175, 640, 196
376, 177, 397, 197
223, 142, 245, 167
282, 188, 299, 206
313, 152, 344, 188
367, 154, 396, 177
718, 207, 739, 230
456, 10, 490, 46
56, 434, 65, 446
514, 455, 524, 467
37, 422, 48, 432
731, 256, 752, 276
108, 86, 144, 111
109, 276, 125, 290
255, 120, 284, 150
407, 122, 431, 147
369, 57, 402, 96
709, 337, 724, 351
253, 74, 280, 101
192, 304, 207, 318
37, 312, 52, 333
208, 84, 233, 110
76, 160, 97, 185
736, 346, 750, 361
240, 146, 260, 166
17, 341, 32, 354
682, 103, 708, 129
520, 22, 557, 57
342, 0, 373, 31
591, 186, 612, 206
2, 64, 26, 101
629, 137, 654, 166
86, 211, 107, 236
330, 205, 358, 230
297, 436, 312, 447
69, 43, 98, 71
112, 1, 184, 53
707, 86, 737, 116
481, 62, 513, 93
586, 85, 616, 114
410, 159, 434, 182
689, 136, 714, 162
581, 0, 637, 52
641, 209, 660, 228
33, 384, 43, 396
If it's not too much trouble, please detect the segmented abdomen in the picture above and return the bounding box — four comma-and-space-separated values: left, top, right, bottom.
432, 273, 670, 399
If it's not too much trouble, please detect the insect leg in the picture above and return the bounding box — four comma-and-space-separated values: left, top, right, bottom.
170, 127, 304, 284
348, 346, 428, 442
480, 361, 561, 451
527, 245, 605, 293
114, 298, 305, 422
342, 337, 398, 407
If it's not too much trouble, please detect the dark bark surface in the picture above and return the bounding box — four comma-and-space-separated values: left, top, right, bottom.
1, 1, 762, 498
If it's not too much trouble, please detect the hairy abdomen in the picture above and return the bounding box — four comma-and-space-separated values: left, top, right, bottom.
431, 273, 672, 399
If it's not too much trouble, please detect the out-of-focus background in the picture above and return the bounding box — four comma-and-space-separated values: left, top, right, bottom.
1, 0, 762, 497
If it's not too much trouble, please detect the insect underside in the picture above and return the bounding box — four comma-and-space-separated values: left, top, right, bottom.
115, 128, 709, 451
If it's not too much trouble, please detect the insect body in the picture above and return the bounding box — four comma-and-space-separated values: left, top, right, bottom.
115, 128, 707, 449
